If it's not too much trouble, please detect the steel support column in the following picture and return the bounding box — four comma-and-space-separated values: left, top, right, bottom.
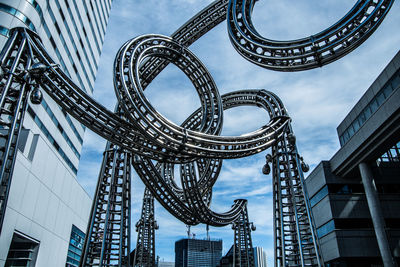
271, 127, 323, 267
232, 201, 255, 267
359, 162, 397, 267
80, 142, 132, 267
133, 187, 158, 267
0, 29, 34, 234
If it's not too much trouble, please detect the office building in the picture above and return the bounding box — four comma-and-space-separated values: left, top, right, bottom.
0, 0, 112, 266
254, 247, 267, 267
218, 245, 234, 267
305, 51, 400, 266
218, 246, 267, 267
175, 238, 223, 267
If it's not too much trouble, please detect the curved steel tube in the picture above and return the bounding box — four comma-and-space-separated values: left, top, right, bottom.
227, 0, 394, 71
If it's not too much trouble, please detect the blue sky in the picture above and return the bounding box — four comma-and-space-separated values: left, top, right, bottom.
76, 0, 400, 265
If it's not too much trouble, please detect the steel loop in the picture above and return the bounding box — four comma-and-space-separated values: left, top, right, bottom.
228, 0, 394, 71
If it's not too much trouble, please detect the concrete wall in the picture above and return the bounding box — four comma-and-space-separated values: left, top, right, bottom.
0, 129, 91, 266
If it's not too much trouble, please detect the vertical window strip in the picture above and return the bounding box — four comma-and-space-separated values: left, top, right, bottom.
42, 24, 70, 77
47, 6, 92, 93
27, 106, 78, 175
58, 0, 99, 70
71, 0, 101, 55
90, 1, 106, 38
54, 0, 96, 83
41, 98, 81, 158
103, 0, 111, 19
26, 0, 84, 93
83, 0, 103, 43
60, 108, 84, 144
66, 225, 85, 267
96, 0, 108, 33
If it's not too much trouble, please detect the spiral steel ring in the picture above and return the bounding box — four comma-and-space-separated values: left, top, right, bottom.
228, 0, 394, 71
115, 34, 288, 160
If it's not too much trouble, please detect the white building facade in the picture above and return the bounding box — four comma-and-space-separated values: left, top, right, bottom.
254, 247, 267, 267
0, 0, 112, 266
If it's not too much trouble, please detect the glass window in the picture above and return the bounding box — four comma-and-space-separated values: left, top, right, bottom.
0, 25, 9, 37
330, 184, 364, 194
369, 98, 379, 113
343, 129, 349, 144
377, 141, 400, 163
66, 225, 85, 267
317, 220, 335, 238
73, 0, 101, 54
339, 135, 345, 146
391, 75, 400, 90
310, 185, 329, 207
363, 105, 372, 119
41, 98, 81, 158
5, 232, 40, 267
28, 134, 39, 161
27, 106, 78, 174
358, 111, 366, 125
61, 109, 84, 144
352, 119, 360, 133
375, 91, 385, 105
347, 124, 355, 137
383, 83, 393, 98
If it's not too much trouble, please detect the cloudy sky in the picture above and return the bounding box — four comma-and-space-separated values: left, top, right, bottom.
76, 0, 400, 265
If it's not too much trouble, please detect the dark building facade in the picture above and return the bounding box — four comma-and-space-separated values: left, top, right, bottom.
219, 245, 233, 267
305, 51, 400, 266
218, 246, 267, 267
175, 238, 222, 267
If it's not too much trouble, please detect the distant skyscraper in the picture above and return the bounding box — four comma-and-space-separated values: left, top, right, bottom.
219, 245, 266, 267
157, 260, 175, 267
175, 238, 223, 267
0, 0, 112, 266
253, 247, 267, 267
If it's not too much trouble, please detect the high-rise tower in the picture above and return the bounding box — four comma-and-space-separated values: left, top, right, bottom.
0, 0, 112, 266
175, 238, 223, 267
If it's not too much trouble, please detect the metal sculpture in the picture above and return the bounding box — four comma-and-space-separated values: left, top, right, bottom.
0, 0, 393, 266
133, 187, 158, 266
228, 0, 394, 71
80, 142, 132, 266
0, 31, 36, 232
232, 200, 256, 267
266, 128, 321, 266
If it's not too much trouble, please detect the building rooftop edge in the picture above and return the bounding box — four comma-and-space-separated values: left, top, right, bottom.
336, 50, 400, 137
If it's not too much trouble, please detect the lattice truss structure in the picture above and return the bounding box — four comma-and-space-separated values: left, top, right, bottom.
80, 142, 132, 266
232, 201, 256, 267
0, 0, 393, 266
268, 129, 321, 267
133, 187, 158, 267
